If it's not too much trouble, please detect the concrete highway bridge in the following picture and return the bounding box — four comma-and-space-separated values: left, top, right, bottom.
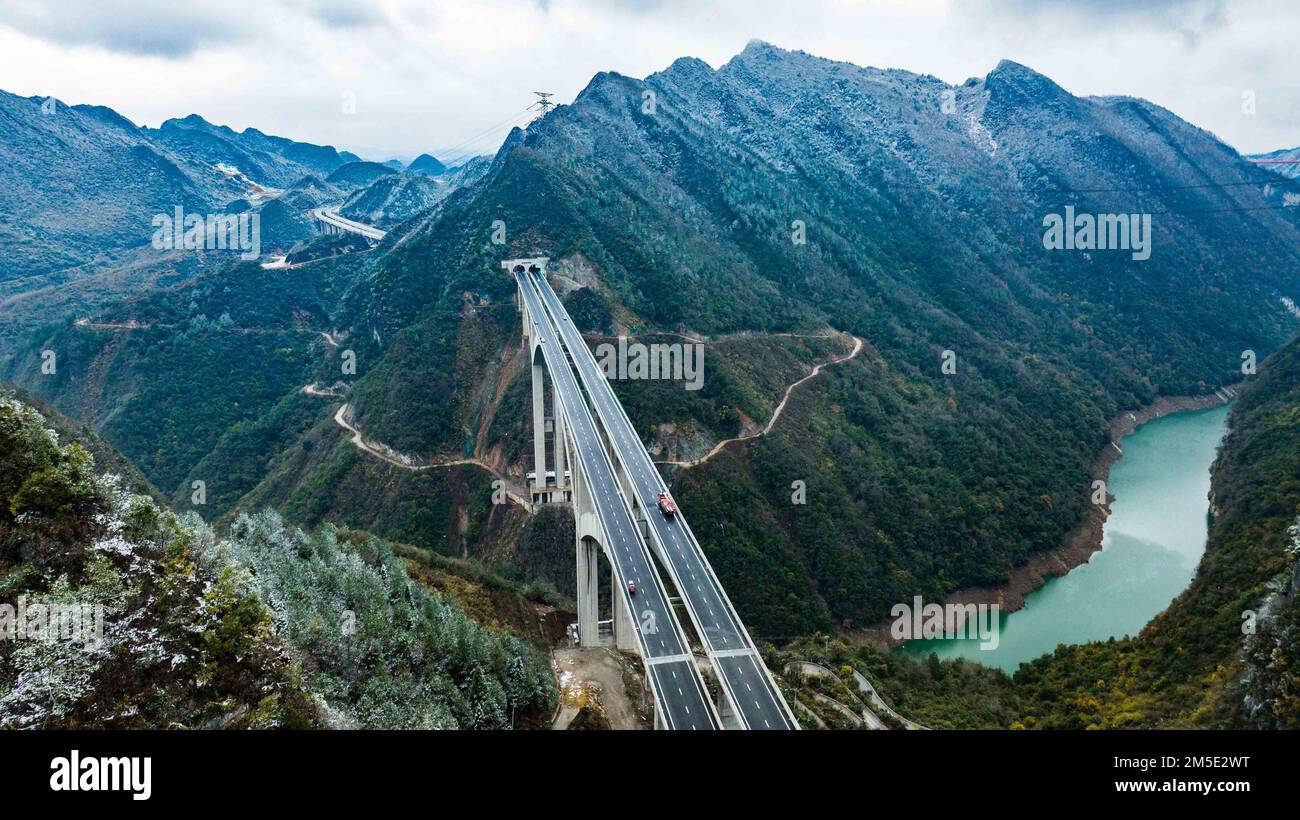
509, 257, 798, 730
311, 206, 386, 243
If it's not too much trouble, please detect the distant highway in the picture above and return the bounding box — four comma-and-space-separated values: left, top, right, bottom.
311, 206, 386, 241
521, 270, 798, 729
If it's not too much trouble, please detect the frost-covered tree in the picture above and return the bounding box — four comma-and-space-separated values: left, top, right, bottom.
227, 511, 556, 729
1, 396, 554, 730
1, 396, 315, 729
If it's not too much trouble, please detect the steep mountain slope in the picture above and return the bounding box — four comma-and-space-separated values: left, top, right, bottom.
338, 160, 492, 228
249, 175, 345, 252
0, 393, 317, 728
5, 251, 365, 502
340, 173, 446, 227
0, 383, 162, 502
0, 91, 215, 283
0, 92, 361, 354
0, 96, 359, 285
326, 160, 398, 191
149, 115, 356, 186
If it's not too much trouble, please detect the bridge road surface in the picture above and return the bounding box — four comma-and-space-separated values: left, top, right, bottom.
525, 271, 797, 730
515, 271, 718, 730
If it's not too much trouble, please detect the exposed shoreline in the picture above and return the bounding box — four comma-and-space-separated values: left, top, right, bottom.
845, 387, 1239, 652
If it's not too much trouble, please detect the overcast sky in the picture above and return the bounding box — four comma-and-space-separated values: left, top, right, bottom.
0, 0, 1295, 161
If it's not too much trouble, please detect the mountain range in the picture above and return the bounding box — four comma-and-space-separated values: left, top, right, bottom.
5, 41, 1299, 644
0, 90, 476, 354
0, 94, 359, 285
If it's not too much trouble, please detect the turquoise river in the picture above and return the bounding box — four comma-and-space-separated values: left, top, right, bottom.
897, 404, 1230, 672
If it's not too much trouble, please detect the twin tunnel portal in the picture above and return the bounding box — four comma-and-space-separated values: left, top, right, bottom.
509, 258, 798, 730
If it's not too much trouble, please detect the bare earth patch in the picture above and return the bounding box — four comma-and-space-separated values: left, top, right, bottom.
551, 647, 650, 730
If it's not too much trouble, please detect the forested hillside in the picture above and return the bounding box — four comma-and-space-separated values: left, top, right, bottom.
1013, 332, 1300, 728
0, 393, 556, 728
1248, 146, 1300, 180
788, 332, 1300, 728
0, 96, 355, 286
339, 158, 491, 228
0, 393, 316, 727
6, 251, 365, 503
0, 91, 361, 355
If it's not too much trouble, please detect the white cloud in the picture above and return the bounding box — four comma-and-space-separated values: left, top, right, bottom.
0, 0, 1295, 159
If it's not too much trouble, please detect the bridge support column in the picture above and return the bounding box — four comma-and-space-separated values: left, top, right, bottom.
531, 360, 547, 497
576, 539, 600, 648
571, 452, 601, 647
552, 384, 567, 499
614, 578, 637, 652
717, 684, 743, 729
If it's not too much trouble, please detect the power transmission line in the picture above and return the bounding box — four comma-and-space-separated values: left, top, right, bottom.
436, 107, 535, 164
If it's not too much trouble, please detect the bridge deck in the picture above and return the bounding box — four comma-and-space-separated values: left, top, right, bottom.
522, 270, 797, 730
515, 270, 719, 730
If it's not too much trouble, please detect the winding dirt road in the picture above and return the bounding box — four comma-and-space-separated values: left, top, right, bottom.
658, 333, 864, 469
307, 328, 862, 504
325, 401, 531, 508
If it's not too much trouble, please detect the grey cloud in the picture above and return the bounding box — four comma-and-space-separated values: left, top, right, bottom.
968, 0, 1230, 47
301, 0, 386, 29
0, 0, 250, 57
537, 0, 680, 15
